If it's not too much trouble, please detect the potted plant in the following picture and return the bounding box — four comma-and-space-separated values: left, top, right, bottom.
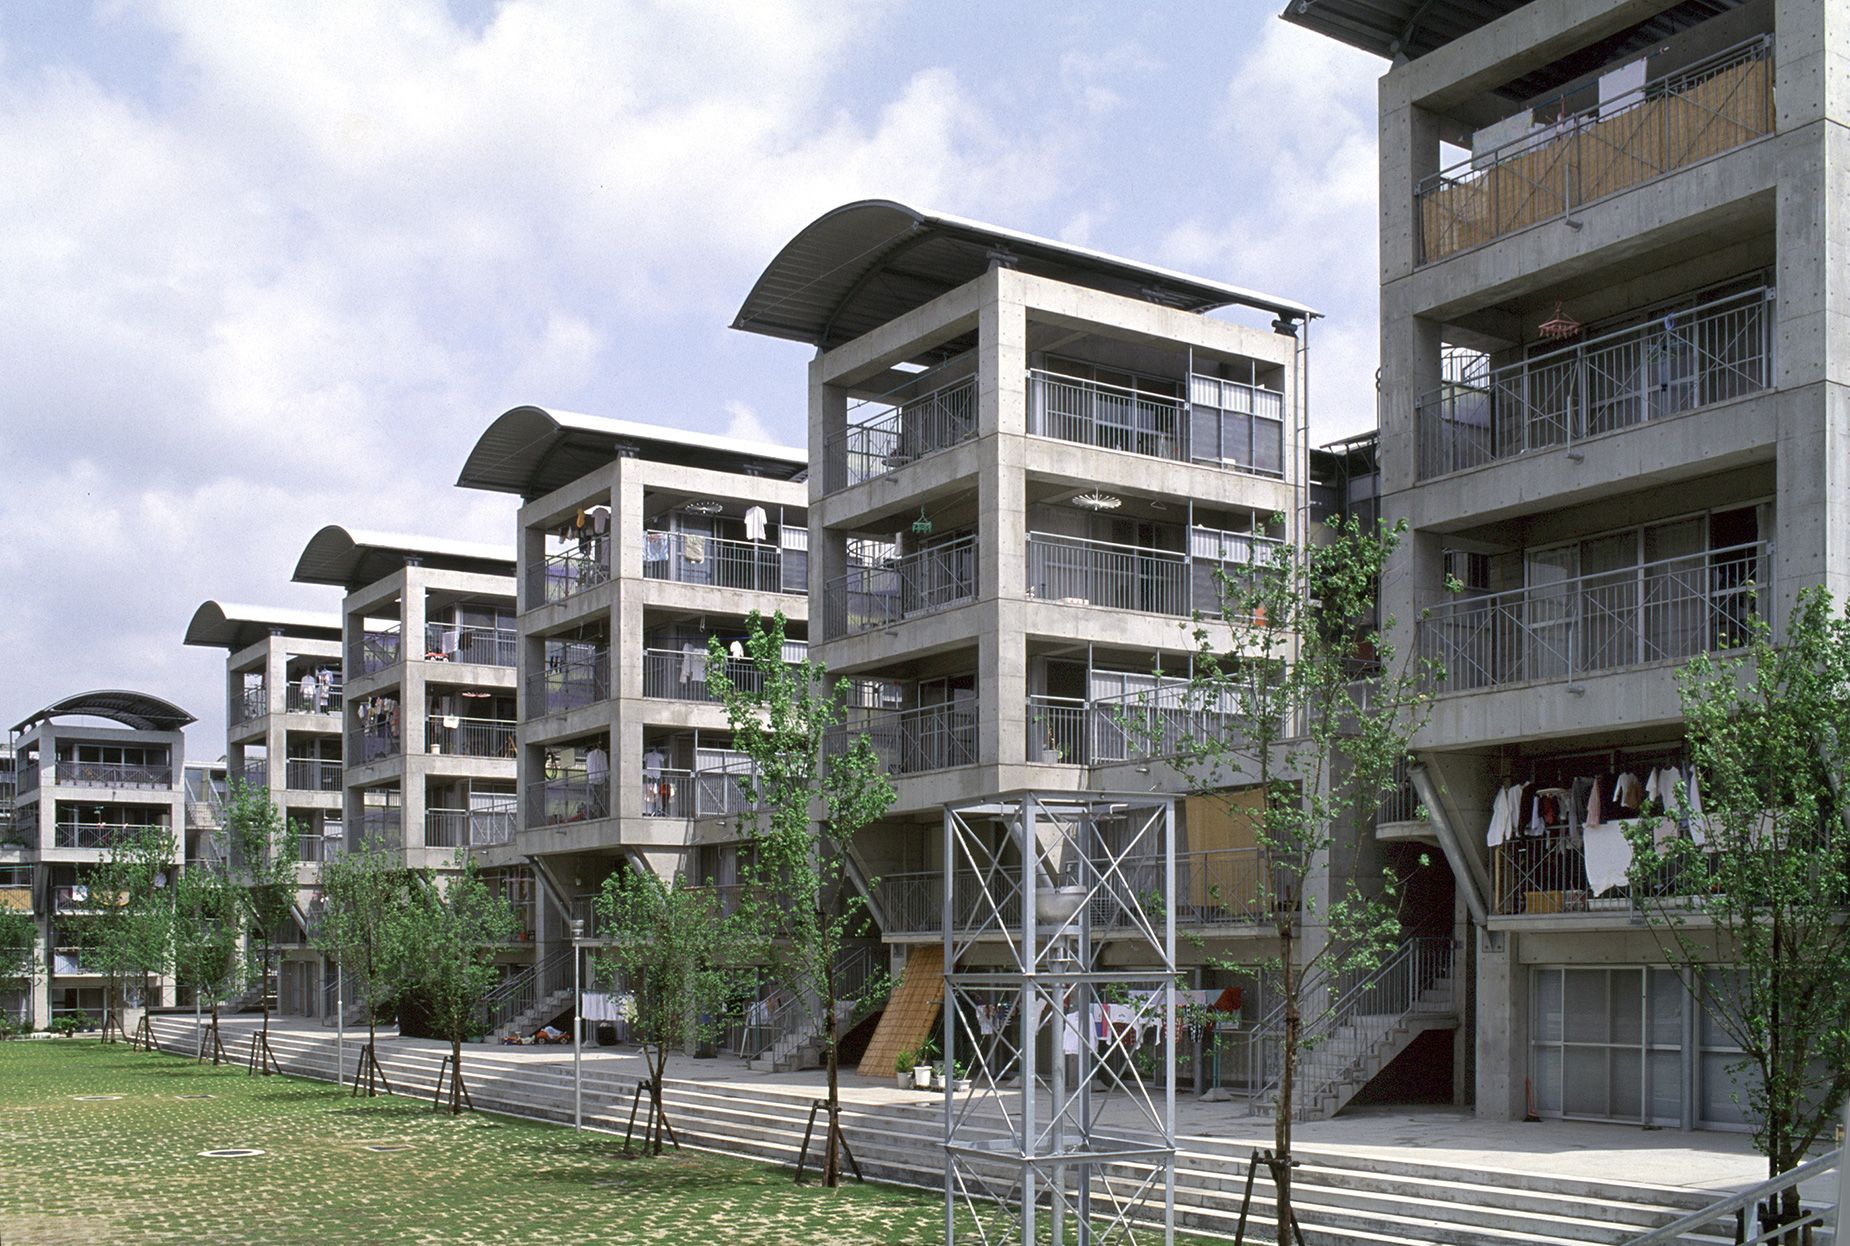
947, 1059, 968, 1092
894, 1047, 917, 1091
915, 1035, 940, 1089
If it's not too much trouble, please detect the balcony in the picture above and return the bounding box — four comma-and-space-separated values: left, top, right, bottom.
425, 621, 516, 667
1027, 686, 1262, 767
231, 686, 266, 728
350, 725, 402, 766
424, 716, 517, 760
1420, 541, 1767, 695
825, 374, 976, 490
836, 700, 979, 777
285, 684, 343, 714
1416, 288, 1773, 480
54, 822, 164, 850
52, 760, 173, 789
352, 808, 402, 853
1492, 835, 1708, 918
643, 531, 803, 596
528, 776, 609, 828
533, 547, 611, 607
1027, 370, 1287, 477
825, 535, 977, 636
1416, 38, 1773, 265
359, 625, 402, 676
17, 763, 37, 795
642, 649, 771, 703
425, 803, 517, 849
283, 758, 343, 793
528, 654, 610, 716
872, 847, 1280, 936
239, 760, 267, 791
53, 947, 105, 976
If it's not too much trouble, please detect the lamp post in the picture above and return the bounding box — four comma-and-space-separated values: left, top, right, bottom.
335, 964, 344, 1089
571, 918, 585, 1131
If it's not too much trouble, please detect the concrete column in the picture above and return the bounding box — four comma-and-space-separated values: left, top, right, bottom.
1378, 77, 1441, 288
1473, 926, 1524, 1121
401, 570, 429, 851
809, 367, 850, 640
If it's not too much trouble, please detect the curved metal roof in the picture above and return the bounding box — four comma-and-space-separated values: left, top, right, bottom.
292, 525, 516, 590
457, 406, 807, 500
183, 601, 342, 650
732, 200, 1316, 351
13, 690, 195, 734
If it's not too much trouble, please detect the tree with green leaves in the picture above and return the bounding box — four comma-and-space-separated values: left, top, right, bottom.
1627, 585, 1850, 1228
84, 823, 178, 1048
1157, 515, 1437, 1234
390, 856, 517, 1114
0, 905, 38, 1031
314, 847, 414, 1096
170, 855, 243, 1063
593, 866, 756, 1154
708, 609, 895, 1188
224, 778, 300, 1075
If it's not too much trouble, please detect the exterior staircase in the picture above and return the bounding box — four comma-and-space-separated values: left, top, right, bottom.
1251, 935, 1458, 1121
475, 947, 574, 1042
747, 945, 884, 1073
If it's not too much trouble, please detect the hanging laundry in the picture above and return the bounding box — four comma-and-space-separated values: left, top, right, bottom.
1582, 821, 1633, 894
1585, 776, 1604, 828
683, 534, 706, 565
1613, 771, 1643, 809
644, 532, 670, 563
681, 643, 704, 682
744, 505, 768, 542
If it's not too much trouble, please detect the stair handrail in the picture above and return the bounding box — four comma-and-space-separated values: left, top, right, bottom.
475, 945, 575, 1036
739, 944, 885, 1062
1249, 935, 1455, 1116
1621, 1147, 1839, 1245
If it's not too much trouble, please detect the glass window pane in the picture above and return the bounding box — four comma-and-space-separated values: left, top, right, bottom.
1252, 416, 1284, 475
1649, 1049, 1683, 1123
1648, 967, 1684, 1046
1609, 969, 1643, 1045
1563, 969, 1606, 1043
1565, 1045, 1609, 1116
1533, 1045, 1562, 1113
1533, 969, 1562, 1043
1610, 1048, 1642, 1120
1700, 1051, 1753, 1125
1701, 968, 1745, 1049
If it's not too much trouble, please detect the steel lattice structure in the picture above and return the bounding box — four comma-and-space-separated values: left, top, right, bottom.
941, 790, 1177, 1245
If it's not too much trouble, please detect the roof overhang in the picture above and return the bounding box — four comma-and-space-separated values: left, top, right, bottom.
13, 690, 195, 735
1278, 0, 1523, 62
733, 200, 1316, 352
457, 406, 807, 500
292, 525, 516, 590
184, 601, 341, 650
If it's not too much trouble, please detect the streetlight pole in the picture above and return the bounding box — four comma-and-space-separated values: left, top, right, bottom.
335, 964, 344, 1090
572, 918, 585, 1131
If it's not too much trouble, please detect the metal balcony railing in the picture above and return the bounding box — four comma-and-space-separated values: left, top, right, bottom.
1026, 532, 1188, 616
528, 776, 609, 828
533, 547, 611, 607
283, 758, 343, 792
17, 764, 37, 795
1026, 695, 1088, 765
349, 726, 402, 765
834, 700, 980, 777
52, 760, 173, 789
1416, 38, 1774, 264
239, 761, 268, 791
425, 804, 517, 849
825, 535, 977, 636
352, 809, 402, 853
1377, 760, 1424, 824
1087, 682, 1258, 765
641, 649, 768, 703
1027, 370, 1188, 462
1490, 834, 1711, 917
1419, 541, 1768, 694
424, 622, 517, 667
54, 822, 164, 850
359, 626, 402, 676
642, 530, 799, 595
825, 374, 977, 490
424, 716, 517, 759
285, 683, 343, 714
231, 686, 267, 727
528, 655, 610, 716
1417, 288, 1774, 479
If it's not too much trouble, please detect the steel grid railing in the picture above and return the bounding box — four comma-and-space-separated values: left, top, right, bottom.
53, 822, 166, 850
528, 776, 609, 828
834, 700, 980, 777
424, 621, 517, 667
825, 535, 977, 636
425, 804, 517, 849
1025, 532, 1188, 616
825, 374, 977, 491
1416, 38, 1774, 264
641, 649, 768, 703
285, 684, 342, 714
283, 758, 343, 793
1420, 540, 1767, 694
52, 760, 174, 789
349, 725, 401, 765
352, 809, 402, 853
475, 946, 574, 1037
528, 653, 609, 716
1026, 370, 1188, 462
643, 530, 795, 595
424, 716, 517, 759
1417, 288, 1774, 478
1489, 834, 1710, 917
358, 626, 401, 676
533, 547, 611, 607
231, 686, 267, 727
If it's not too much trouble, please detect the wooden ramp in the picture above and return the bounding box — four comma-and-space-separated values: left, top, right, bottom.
856, 945, 942, 1078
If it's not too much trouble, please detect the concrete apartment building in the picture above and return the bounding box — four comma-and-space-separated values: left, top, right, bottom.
1289, 0, 1808, 1129
4, 691, 195, 1028
455, 408, 809, 1030
183, 601, 345, 1015
730, 201, 1389, 1078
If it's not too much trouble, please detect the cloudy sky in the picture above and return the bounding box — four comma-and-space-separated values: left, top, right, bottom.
0, 0, 1384, 754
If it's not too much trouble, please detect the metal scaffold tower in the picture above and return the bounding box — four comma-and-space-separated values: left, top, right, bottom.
941, 790, 1177, 1245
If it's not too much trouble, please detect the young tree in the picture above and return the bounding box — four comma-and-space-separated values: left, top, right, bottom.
593, 868, 754, 1154
1627, 586, 1850, 1227
1158, 515, 1436, 1234
170, 856, 243, 1064
85, 824, 178, 1048
708, 610, 894, 1189
390, 857, 517, 1115
314, 847, 413, 1096
225, 779, 301, 1075
0, 905, 38, 1030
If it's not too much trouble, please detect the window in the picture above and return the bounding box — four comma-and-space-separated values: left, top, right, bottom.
1189, 375, 1285, 475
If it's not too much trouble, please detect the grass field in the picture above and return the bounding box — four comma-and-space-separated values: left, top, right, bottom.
0, 1039, 958, 1245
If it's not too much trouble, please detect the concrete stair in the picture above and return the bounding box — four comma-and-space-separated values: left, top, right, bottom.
492, 987, 574, 1043
146, 1017, 1766, 1246
1287, 978, 1459, 1120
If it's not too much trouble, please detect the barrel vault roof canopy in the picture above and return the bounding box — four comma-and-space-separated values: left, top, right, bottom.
1280, 0, 1747, 98
13, 690, 196, 735
731, 200, 1317, 352
183, 601, 343, 651
292, 525, 516, 590
457, 406, 807, 500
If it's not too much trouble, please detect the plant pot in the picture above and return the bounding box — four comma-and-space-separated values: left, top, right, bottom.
1040, 749, 1060, 764
896, 1071, 912, 1090
930, 1066, 945, 1091
913, 1065, 933, 1090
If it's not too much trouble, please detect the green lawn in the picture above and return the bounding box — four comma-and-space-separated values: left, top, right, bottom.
0, 1040, 954, 1245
